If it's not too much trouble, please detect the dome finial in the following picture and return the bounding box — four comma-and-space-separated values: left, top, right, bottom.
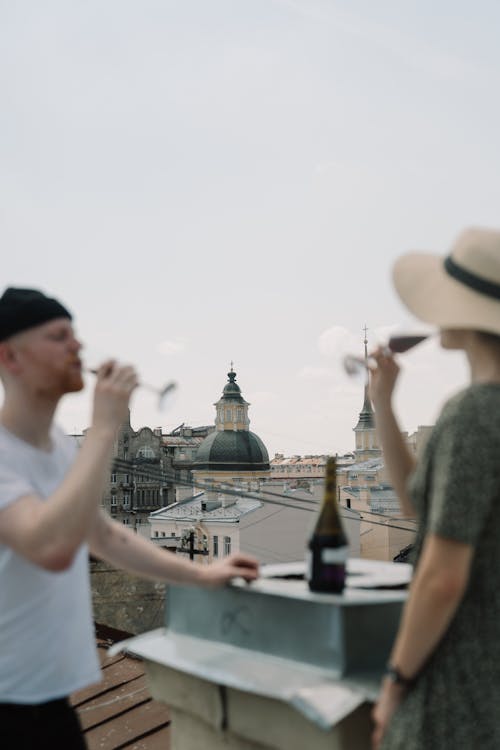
363, 324, 368, 362
228, 361, 236, 383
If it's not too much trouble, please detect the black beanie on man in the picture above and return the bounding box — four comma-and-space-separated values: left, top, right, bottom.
0, 288, 72, 342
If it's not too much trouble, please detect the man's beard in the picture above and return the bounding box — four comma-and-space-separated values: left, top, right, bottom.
58, 357, 85, 394
61, 371, 85, 393
35, 369, 84, 399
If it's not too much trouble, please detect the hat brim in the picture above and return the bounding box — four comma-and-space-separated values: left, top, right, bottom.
392, 252, 500, 335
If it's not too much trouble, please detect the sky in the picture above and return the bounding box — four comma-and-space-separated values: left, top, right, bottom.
1, 1, 499, 456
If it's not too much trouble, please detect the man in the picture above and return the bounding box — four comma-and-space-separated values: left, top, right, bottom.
0, 287, 258, 749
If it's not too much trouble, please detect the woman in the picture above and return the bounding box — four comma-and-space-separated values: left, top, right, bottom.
371, 227, 500, 750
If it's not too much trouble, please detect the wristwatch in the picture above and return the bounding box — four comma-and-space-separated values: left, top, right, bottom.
384, 664, 416, 689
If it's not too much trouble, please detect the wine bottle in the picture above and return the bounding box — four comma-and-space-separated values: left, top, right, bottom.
306, 456, 348, 593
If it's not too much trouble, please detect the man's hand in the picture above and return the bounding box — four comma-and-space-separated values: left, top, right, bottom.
199, 552, 259, 588
371, 678, 406, 750
91, 360, 138, 432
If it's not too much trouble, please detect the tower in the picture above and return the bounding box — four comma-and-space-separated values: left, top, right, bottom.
214, 363, 250, 432
353, 327, 380, 461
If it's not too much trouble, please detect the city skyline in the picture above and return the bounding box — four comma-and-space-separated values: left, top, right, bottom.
64, 326, 467, 458
1, 0, 495, 455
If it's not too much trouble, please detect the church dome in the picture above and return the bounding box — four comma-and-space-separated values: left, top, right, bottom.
193, 430, 270, 472
193, 366, 270, 472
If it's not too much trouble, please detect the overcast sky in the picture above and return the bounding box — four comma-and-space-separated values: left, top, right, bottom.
1, 1, 499, 456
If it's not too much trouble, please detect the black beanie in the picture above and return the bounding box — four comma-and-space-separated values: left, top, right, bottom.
0, 288, 72, 342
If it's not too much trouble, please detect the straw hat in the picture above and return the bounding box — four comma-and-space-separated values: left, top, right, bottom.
392, 227, 500, 335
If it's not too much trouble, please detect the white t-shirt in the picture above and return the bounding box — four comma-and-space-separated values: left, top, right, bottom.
0, 424, 101, 703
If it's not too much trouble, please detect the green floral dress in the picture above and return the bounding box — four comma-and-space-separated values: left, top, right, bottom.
382, 384, 500, 750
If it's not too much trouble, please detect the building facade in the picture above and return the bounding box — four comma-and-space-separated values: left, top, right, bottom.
102, 410, 169, 529
162, 423, 215, 503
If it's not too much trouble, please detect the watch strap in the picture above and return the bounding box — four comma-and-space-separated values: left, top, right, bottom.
384, 664, 416, 689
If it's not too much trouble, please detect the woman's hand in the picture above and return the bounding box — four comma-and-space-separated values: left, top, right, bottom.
366, 346, 416, 515
369, 347, 400, 409
371, 678, 406, 750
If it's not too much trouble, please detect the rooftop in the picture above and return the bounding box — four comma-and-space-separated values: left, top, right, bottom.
271, 453, 355, 467
343, 457, 384, 472
71, 624, 170, 750
149, 492, 262, 523
161, 435, 206, 447
343, 486, 396, 500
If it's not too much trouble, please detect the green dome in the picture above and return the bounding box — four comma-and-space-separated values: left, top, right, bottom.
194, 430, 270, 472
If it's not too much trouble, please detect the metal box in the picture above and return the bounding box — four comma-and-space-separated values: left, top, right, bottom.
165, 558, 409, 677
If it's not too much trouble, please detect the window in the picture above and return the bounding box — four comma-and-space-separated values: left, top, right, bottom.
137, 446, 155, 459
111, 473, 117, 484
223, 536, 231, 555
123, 494, 130, 507
213, 535, 219, 557
111, 495, 117, 506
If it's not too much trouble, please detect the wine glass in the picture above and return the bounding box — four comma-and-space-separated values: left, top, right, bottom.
85, 366, 177, 411
343, 334, 428, 377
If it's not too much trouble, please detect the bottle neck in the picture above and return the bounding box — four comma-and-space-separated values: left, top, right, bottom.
322, 479, 337, 505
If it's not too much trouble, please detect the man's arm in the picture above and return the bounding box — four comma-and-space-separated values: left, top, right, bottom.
0, 362, 137, 571
372, 534, 472, 749
89, 511, 259, 586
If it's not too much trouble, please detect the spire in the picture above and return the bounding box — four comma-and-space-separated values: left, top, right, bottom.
354, 324, 374, 429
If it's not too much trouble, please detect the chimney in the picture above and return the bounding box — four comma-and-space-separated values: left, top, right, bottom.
201, 481, 222, 512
